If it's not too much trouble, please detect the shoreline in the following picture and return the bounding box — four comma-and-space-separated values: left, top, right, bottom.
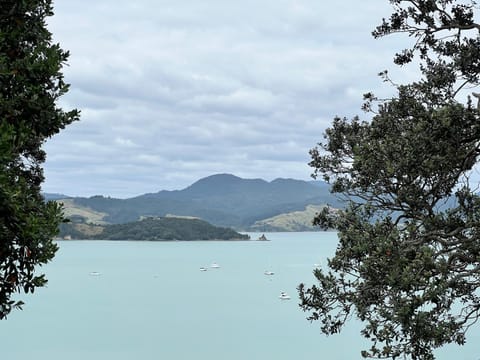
55, 238, 256, 242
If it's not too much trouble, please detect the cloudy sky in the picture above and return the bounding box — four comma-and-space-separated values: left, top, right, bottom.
43, 0, 413, 198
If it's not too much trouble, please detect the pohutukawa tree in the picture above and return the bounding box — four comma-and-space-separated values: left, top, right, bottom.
0, 1, 79, 318
299, 1, 480, 359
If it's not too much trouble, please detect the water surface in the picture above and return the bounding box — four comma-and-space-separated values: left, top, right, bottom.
0, 232, 477, 359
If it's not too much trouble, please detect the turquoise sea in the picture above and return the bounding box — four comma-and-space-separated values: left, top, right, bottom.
0, 232, 478, 359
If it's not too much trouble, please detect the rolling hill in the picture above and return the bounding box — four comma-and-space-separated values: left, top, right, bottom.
49, 173, 340, 231
250, 204, 327, 232
59, 217, 249, 241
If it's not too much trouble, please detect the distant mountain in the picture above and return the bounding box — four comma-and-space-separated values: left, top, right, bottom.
43, 193, 71, 201
55, 173, 340, 230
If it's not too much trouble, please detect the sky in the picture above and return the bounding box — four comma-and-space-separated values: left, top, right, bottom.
43, 0, 414, 198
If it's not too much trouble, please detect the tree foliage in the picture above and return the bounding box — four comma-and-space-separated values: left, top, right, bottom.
299, 1, 480, 359
0, 1, 78, 318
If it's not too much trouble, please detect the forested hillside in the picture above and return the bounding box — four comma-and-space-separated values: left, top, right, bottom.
51, 174, 339, 229
59, 217, 250, 241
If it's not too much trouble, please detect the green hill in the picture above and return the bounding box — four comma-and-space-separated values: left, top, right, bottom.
60, 199, 108, 225
250, 205, 326, 232
51, 174, 340, 230
59, 217, 249, 241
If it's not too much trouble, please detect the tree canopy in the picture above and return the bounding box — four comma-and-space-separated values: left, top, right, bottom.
59, 217, 250, 241
0, 1, 79, 318
299, 1, 480, 359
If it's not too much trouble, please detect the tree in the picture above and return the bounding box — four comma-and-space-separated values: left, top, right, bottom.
0, 1, 79, 318
299, 1, 480, 359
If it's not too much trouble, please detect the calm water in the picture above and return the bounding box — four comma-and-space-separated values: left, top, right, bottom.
0, 232, 478, 359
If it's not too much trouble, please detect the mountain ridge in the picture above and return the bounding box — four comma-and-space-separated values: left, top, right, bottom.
46, 173, 340, 230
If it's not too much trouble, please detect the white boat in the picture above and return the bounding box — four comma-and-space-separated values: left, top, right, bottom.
199, 267, 207, 271
279, 292, 291, 300
264, 271, 274, 275
210, 263, 220, 269
89, 271, 101, 276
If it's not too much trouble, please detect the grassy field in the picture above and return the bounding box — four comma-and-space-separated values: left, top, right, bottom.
59, 199, 109, 225
251, 204, 325, 231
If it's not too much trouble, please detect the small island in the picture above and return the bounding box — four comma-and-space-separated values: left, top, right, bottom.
59, 217, 250, 241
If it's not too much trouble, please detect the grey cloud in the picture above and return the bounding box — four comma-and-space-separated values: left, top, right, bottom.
42, 0, 415, 198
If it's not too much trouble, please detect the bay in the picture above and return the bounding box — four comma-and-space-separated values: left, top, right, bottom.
0, 232, 478, 359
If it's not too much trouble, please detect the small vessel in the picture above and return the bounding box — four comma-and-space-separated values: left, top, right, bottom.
264, 271, 274, 275
199, 267, 207, 271
210, 263, 220, 269
89, 271, 101, 276
279, 292, 291, 300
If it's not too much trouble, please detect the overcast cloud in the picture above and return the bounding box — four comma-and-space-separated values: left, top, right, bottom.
43, 0, 413, 198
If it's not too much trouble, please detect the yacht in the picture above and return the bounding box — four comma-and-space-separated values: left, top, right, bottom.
279, 292, 291, 300
264, 271, 274, 275
210, 263, 220, 269
199, 267, 207, 271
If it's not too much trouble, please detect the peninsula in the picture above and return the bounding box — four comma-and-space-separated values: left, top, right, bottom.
59, 217, 250, 241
